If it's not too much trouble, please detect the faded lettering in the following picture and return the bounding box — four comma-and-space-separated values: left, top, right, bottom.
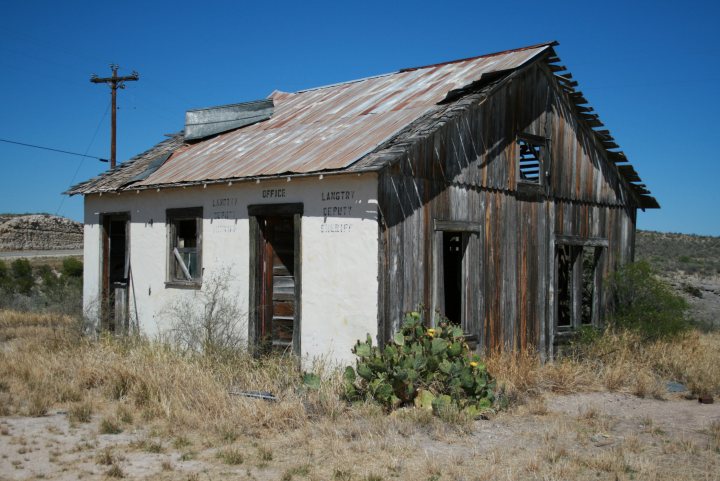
322, 206, 353, 217
212, 197, 238, 207
213, 225, 237, 233
262, 188, 286, 199
321, 190, 355, 201
213, 210, 235, 220
321, 223, 352, 234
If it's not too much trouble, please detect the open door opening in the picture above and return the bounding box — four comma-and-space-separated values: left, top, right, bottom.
555, 243, 604, 333
101, 213, 129, 333
442, 231, 464, 325
249, 203, 302, 356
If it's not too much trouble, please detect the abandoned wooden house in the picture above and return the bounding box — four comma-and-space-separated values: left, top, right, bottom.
67, 41, 658, 363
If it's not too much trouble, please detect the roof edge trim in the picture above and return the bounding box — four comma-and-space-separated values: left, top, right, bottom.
399, 41, 558, 72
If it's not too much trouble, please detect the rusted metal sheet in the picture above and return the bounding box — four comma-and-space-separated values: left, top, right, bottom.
67, 43, 657, 210
132, 46, 551, 187
64, 134, 184, 195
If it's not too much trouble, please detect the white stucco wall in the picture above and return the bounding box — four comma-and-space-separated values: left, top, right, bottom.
83, 173, 378, 365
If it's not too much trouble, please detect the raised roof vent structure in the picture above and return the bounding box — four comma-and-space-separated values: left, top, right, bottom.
184, 99, 274, 141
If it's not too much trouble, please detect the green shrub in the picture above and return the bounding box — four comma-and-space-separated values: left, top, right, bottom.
344, 312, 494, 417
0, 260, 10, 290
11, 259, 33, 295
609, 261, 690, 339
62, 258, 83, 278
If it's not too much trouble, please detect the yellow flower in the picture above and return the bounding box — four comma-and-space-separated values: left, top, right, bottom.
427, 328, 436, 337
469, 361, 478, 368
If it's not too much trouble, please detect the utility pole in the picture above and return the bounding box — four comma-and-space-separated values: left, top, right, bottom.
90, 65, 139, 169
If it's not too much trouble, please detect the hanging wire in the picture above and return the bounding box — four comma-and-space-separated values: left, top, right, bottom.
55, 100, 112, 215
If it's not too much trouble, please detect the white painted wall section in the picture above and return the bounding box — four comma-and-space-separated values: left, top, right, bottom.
83, 173, 379, 365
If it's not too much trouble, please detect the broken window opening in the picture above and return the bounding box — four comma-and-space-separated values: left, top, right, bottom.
517, 137, 544, 184
581, 248, 599, 325
167, 208, 202, 284
555, 243, 603, 330
556, 245, 573, 328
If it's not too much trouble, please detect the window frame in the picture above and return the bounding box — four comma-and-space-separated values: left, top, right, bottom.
554, 236, 607, 335
166, 207, 203, 288
515, 133, 549, 196
431, 220, 481, 340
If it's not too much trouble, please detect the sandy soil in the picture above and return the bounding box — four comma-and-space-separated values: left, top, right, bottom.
1, 392, 718, 480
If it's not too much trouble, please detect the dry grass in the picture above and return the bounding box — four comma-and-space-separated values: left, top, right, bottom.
0, 309, 78, 342
0, 309, 341, 438
487, 329, 720, 403
1, 309, 720, 481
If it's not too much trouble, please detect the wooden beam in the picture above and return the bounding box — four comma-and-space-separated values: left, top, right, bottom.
556, 235, 609, 247
434, 219, 482, 232
248, 203, 304, 216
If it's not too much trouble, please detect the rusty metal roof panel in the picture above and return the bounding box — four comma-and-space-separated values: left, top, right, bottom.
130, 45, 552, 187
64, 133, 185, 195
72, 41, 657, 210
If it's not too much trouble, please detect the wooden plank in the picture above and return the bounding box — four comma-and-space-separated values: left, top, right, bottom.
248, 215, 259, 347
292, 212, 302, 356
433, 219, 482, 232
247, 203, 303, 216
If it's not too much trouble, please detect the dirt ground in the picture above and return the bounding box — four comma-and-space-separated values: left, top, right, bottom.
1, 391, 718, 481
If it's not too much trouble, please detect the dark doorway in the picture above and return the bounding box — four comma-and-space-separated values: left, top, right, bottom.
248, 203, 302, 355
442, 232, 464, 325
101, 213, 129, 332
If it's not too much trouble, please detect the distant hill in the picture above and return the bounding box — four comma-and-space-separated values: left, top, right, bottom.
0, 214, 82, 251
636, 230, 720, 330
635, 230, 720, 277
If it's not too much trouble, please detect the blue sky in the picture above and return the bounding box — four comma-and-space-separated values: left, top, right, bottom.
1, 0, 718, 235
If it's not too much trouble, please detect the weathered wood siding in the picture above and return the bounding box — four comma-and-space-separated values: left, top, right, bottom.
377, 60, 637, 353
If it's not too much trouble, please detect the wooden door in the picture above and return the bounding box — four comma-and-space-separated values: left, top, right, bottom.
101, 213, 129, 333
258, 215, 297, 352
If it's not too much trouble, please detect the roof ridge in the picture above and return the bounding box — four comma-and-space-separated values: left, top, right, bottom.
398, 41, 558, 72
294, 41, 557, 95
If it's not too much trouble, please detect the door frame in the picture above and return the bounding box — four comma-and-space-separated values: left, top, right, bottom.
431, 219, 481, 333
100, 211, 130, 333
247, 203, 303, 355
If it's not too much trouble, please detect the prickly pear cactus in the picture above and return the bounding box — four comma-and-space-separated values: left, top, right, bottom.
343, 312, 495, 416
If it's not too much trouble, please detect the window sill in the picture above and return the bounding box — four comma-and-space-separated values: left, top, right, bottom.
555, 325, 599, 336
516, 181, 545, 201
165, 280, 202, 290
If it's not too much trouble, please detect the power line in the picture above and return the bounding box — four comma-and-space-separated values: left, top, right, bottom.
0, 137, 108, 162
56, 100, 112, 216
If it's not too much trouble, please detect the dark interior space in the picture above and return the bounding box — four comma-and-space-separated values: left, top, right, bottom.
443, 231, 463, 325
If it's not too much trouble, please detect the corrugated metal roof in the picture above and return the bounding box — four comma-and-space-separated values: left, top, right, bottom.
65, 133, 184, 195
66, 41, 657, 208
131, 44, 551, 187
